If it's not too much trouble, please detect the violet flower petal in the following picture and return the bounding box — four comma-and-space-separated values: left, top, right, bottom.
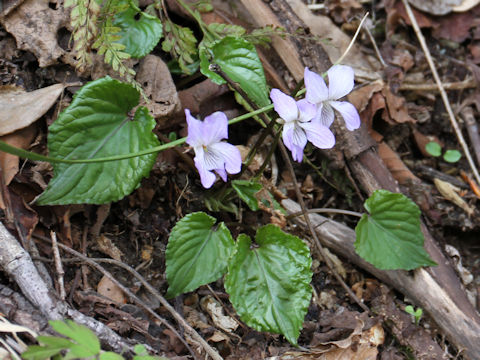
330, 101, 361, 130
210, 142, 242, 175
283, 121, 308, 162
313, 102, 335, 128
300, 121, 335, 149
327, 65, 355, 100
297, 99, 317, 122
193, 148, 217, 188
305, 67, 329, 104
270, 89, 298, 123
202, 111, 229, 144
215, 168, 228, 182
185, 109, 204, 147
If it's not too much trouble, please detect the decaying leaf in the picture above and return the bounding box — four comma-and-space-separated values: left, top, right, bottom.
0, 124, 37, 186
275, 318, 384, 360
377, 142, 419, 184
136, 55, 181, 123
200, 295, 239, 333
97, 275, 126, 304
95, 234, 124, 261
434, 178, 475, 216
1, 0, 67, 67
0, 83, 65, 136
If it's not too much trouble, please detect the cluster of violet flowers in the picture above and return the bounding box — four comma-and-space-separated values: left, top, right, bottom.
185, 65, 360, 188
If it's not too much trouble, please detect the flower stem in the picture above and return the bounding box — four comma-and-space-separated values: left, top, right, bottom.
0, 104, 275, 164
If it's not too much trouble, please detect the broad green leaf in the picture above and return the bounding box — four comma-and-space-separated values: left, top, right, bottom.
36, 77, 159, 205
113, 1, 163, 58
100, 352, 125, 360
22, 345, 65, 360
199, 36, 270, 107
166, 212, 235, 298
232, 179, 262, 211
443, 149, 461, 163
36, 335, 74, 348
425, 141, 441, 157
225, 225, 312, 345
49, 320, 100, 355
355, 190, 437, 270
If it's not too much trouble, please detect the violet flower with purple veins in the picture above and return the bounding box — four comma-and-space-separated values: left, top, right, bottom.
270, 88, 335, 163
185, 109, 242, 189
304, 65, 361, 131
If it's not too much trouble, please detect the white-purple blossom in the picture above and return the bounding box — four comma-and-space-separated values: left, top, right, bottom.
185, 109, 242, 188
305, 65, 360, 131
270, 89, 335, 163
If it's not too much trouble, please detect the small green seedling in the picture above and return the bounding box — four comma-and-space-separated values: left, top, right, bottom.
405, 305, 423, 325
425, 141, 462, 163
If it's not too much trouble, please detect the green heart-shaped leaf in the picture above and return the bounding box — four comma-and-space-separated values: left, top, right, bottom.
200, 36, 270, 108
166, 212, 235, 298
114, 3, 163, 58
225, 225, 312, 345
355, 190, 437, 270
36, 77, 159, 205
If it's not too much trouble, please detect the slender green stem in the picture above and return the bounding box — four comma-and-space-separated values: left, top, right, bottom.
0, 104, 275, 164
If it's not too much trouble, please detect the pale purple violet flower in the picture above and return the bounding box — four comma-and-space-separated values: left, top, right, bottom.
270, 89, 335, 163
185, 109, 242, 188
305, 65, 361, 131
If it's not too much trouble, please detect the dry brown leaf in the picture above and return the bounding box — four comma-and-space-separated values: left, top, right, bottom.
0, 124, 37, 186
382, 87, 415, 124
200, 296, 238, 333
178, 79, 229, 115
97, 275, 126, 304
434, 178, 475, 216
411, 128, 443, 157
0, 83, 64, 136
377, 142, 419, 184
1, 0, 67, 67
136, 55, 181, 123
349, 80, 384, 114
95, 235, 124, 261
279, 320, 383, 360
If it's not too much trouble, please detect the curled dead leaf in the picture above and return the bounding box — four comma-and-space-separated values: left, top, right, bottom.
97, 275, 126, 304
0, 83, 65, 136
434, 178, 475, 216
200, 296, 238, 333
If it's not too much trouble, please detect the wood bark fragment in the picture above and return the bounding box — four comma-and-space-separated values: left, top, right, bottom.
0, 221, 140, 354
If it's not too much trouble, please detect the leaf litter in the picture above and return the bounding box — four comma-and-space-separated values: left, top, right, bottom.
0, 0, 480, 358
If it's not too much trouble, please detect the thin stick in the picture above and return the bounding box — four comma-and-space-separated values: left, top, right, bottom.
401, 0, 480, 186
460, 107, 480, 168
34, 235, 221, 360
334, 12, 369, 66
399, 78, 476, 91
50, 232, 66, 300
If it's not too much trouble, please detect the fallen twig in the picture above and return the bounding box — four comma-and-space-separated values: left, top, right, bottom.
50, 231, 66, 300
0, 222, 137, 354
460, 106, 480, 169
33, 235, 222, 360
